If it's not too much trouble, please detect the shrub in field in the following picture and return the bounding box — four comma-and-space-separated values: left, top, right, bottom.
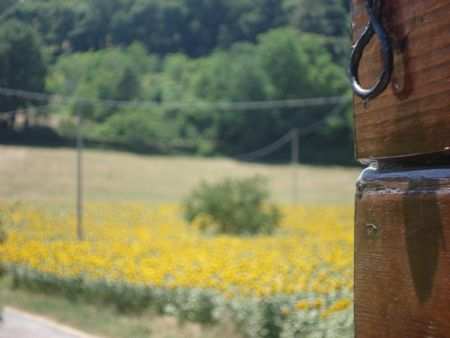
184, 176, 281, 235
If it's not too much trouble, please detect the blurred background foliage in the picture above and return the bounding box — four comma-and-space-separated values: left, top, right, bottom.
0, 0, 354, 164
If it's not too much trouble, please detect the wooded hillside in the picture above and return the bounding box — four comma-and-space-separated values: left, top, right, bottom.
0, 0, 353, 164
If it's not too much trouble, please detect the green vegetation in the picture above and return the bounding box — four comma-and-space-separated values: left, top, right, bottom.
0, 0, 349, 58
0, 0, 353, 164
184, 176, 281, 235
5, 267, 352, 338
0, 210, 5, 244
0, 276, 242, 338
0, 19, 47, 126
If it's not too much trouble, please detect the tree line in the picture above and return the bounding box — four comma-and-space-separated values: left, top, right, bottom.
0, 0, 354, 164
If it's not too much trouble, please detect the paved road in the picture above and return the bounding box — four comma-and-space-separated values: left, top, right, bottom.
0, 307, 100, 338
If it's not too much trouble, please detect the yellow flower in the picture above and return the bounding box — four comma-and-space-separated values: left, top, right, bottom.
321, 299, 352, 318
1, 203, 354, 304
295, 299, 323, 311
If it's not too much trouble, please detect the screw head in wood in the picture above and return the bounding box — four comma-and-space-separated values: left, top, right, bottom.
366, 223, 379, 237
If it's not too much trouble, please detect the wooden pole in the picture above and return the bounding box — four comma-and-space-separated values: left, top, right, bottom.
355, 164, 450, 338
291, 128, 299, 206
352, 0, 450, 337
76, 110, 84, 241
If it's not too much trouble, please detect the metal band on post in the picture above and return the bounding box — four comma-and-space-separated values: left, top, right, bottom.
350, 0, 393, 101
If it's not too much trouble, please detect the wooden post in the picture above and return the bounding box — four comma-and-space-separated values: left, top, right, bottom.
352, 1, 450, 337
291, 128, 299, 205
76, 110, 84, 241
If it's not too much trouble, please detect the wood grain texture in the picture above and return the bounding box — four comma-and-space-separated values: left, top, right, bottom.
352, 0, 450, 160
355, 166, 450, 338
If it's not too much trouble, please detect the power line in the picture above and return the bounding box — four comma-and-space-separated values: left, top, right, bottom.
1, 99, 350, 155
232, 122, 321, 162
0, 104, 213, 148
234, 132, 293, 161
298, 102, 348, 137
0, 103, 53, 115
232, 101, 350, 161
0, 86, 349, 112
1, 97, 350, 155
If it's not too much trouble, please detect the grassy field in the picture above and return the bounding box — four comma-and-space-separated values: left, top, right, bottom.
0, 145, 359, 204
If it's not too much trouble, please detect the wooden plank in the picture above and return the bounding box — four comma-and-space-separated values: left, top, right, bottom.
351, 0, 450, 160
355, 166, 450, 338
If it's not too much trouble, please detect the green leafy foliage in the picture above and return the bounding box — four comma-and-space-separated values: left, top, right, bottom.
0, 19, 47, 126
6, 0, 286, 57
9, 266, 354, 338
157, 28, 351, 157
1, 0, 354, 164
184, 176, 281, 235
283, 0, 349, 37
43, 28, 351, 162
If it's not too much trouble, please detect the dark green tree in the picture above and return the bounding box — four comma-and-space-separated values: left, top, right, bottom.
0, 0, 16, 14
69, 0, 123, 51
283, 0, 350, 65
2, 0, 349, 60
114, 67, 141, 101
183, 28, 349, 156
0, 20, 47, 127
283, 0, 349, 37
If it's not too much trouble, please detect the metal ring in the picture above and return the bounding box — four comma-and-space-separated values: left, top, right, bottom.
350, 0, 393, 101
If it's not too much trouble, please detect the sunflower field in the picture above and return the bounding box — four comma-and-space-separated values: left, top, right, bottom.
0, 203, 354, 338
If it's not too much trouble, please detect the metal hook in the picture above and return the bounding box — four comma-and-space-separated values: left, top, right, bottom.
350, 0, 393, 101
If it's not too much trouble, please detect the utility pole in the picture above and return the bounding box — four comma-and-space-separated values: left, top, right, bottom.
76, 109, 84, 241
291, 128, 299, 206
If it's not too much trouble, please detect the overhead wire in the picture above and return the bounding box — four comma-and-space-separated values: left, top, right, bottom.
231, 99, 350, 161
0, 93, 351, 159
234, 132, 294, 162
0, 86, 349, 112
